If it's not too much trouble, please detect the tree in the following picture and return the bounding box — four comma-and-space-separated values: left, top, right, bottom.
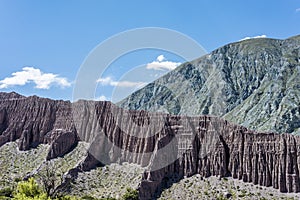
12, 177, 79, 200
36, 161, 64, 198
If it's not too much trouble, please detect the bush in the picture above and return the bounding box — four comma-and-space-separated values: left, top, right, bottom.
0, 196, 11, 200
222, 177, 228, 181
14, 177, 22, 183
82, 196, 116, 200
55, 195, 78, 200
13, 177, 49, 200
5, 177, 81, 200
122, 188, 138, 200
81, 196, 96, 200
0, 187, 13, 197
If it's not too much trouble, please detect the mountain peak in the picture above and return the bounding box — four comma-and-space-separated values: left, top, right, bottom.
0, 91, 24, 100
118, 34, 300, 134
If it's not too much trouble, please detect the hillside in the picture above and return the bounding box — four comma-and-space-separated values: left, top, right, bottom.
118, 35, 300, 134
1, 35, 300, 200
0, 92, 300, 199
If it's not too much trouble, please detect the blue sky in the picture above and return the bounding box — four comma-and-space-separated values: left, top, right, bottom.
0, 0, 299, 101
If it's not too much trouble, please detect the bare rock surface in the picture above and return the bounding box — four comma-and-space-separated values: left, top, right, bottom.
0, 93, 76, 159
0, 92, 300, 199
118, 35, 300, 135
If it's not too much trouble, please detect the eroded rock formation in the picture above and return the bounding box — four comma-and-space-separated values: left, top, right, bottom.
0, 92, 76, 158
0, 92, 299, 199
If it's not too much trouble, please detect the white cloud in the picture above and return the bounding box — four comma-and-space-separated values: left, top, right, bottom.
95, 95, 108, 101
96, 76, 146, 88
157, 55, 165, 62
240, 35, 267, 41
146, 55, 181, 71
296, 8, 300, 12
0, 67, 71, 89
97, 77, 114, 86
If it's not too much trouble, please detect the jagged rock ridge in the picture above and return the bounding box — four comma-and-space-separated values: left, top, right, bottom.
0, 92, 300, 199
118, 35, 300, 135
0, 92, 77, 158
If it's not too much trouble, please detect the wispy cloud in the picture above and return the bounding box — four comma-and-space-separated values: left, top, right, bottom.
0, 67, 71, 89
240, 35, 267, 41
146, 55, 181, 71
96, 76, 146, 88
296, 8, 300, 12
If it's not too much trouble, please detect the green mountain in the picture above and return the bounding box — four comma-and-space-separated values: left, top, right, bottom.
118, 35, 300, 134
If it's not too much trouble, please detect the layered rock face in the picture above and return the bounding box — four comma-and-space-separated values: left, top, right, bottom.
139, 117, 300, 198
0, 92, 300, 199
0, 92, 77, 159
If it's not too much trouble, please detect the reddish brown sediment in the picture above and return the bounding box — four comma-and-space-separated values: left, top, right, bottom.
0, 92, 299, 199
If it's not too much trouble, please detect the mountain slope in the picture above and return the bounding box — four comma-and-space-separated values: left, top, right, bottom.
118, 35, 300, 134
1, 92, 300, 199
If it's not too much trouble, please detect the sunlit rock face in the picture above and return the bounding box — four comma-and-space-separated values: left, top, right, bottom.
0, 92, 300, 199
118, 35, 300, 135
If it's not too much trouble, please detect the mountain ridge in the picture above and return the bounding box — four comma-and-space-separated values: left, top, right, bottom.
1, 34, 300, 199
118, 35, 300, 135
1, 91, 300, 199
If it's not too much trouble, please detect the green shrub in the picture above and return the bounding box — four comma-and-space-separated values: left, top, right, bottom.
0, 196, 11, 200
238, 189, 247, 198
14, 177, 22, 183
55, 195, 78, 200
122, 188, 138, 200
13, 177, 49, 200
216, 194, 226, 200
81, 195, 96, 200
204, 190, 209, 195
81, 195, 116, 200
259, 198, 267, 200
222, 177, 228, 181
0, 187, 13, 197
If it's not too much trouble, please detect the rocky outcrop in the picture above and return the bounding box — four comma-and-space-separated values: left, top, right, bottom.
118, 35, 300, 135
0, 92, 77, 158
68, 100, 300, 198
45, 130, 78, 160
0, 93, 300, 199
138, 117, 300, 199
